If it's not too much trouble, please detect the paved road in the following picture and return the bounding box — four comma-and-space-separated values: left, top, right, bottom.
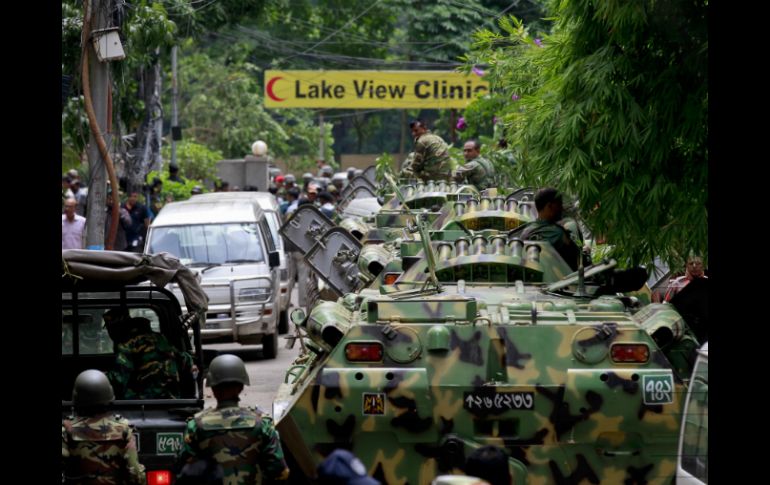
202, 286, 302, 415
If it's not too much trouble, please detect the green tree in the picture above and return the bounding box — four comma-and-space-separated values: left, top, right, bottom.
174, 49, 332, 165
160, 139, 222, 182
463, 1, 707, 268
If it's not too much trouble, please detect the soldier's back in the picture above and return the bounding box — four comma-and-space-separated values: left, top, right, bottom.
62, 413, 145, 484
186, 405, 285, 484
475, 156, 496, 188
415, 133, 453, 181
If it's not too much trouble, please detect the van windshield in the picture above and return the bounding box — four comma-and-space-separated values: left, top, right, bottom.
148, 223, 265, 265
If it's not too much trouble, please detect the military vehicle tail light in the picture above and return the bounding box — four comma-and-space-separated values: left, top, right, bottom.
383, 273, 400, 285
146, 470, 171, 485
610, 344, 650, 363
345, 342, 383, 362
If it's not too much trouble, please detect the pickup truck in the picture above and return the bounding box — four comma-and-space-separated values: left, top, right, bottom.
62, 250, 208, 483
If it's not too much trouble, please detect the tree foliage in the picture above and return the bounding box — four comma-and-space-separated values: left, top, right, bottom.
160, 139, 222, 182
174, 49, 333, 164
463, 0, 708, 267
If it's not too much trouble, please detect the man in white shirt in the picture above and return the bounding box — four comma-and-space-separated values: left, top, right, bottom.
62, 197, 86, 249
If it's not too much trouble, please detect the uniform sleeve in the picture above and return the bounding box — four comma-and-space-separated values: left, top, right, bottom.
257, 416, 289, 480
178, 418, 200, 463
107, 345, 133, 399
124, 427, 147, 485
411, 138, 427, 172
453, 161, 479, 181
62, 424, 70, 470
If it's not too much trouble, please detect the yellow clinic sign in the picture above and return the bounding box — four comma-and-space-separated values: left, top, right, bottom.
264, 70, 489, 109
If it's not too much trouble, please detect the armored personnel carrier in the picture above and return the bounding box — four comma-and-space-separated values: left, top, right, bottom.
274, 178, 696, 484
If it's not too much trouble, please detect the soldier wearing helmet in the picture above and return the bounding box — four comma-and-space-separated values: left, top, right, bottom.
62, 370, 146, 484
103, 308, 196, 399
176, 354, 290, 483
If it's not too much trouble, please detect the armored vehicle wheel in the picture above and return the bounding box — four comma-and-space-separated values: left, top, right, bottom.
262, 332, 278, 359
278, 310, 290, 335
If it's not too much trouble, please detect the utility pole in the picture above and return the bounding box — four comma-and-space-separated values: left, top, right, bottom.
318, 112, 325, 163
84, 0, 110, 250
170, 45, 179, 168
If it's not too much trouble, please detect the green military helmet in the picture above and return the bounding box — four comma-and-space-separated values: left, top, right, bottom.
206, 354, 250, 387
320, 165, 333, 177
302, 172, 314, 183
285, 173, 296, 184
72, 369, 115, 406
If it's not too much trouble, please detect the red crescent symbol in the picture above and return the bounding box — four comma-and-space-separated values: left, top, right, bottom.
266, 77, 285, 102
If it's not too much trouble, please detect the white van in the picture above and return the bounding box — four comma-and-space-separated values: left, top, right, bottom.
251, 192, 295, 334
677, 342, 708, 484
145, 192, 281, 357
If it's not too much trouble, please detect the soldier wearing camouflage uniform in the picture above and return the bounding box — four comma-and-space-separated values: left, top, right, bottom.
177, 354, 289, 484
453, 140, 496, 189
409, 119, 455, 181
517, 187, 582, 270
104, 308, 195, 400
398, 151, 416, 178
62, 370, 146, 484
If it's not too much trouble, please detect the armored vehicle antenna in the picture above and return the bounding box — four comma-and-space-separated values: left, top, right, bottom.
385, 172, 442, 293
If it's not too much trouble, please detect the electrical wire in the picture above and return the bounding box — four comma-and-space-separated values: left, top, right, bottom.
281, 0, 384, 62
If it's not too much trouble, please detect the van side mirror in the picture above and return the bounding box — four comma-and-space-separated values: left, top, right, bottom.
268, 250, 280, 268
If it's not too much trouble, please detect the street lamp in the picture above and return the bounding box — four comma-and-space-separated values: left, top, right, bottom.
252, 140, 268, 157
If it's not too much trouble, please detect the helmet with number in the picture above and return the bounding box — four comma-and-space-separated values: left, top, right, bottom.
72, 369, 115, 407
206, 354, 250, 387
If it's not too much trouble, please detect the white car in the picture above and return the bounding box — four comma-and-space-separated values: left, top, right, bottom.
251, 192, 295, 334
677, 342, 708, 484
146, 192, 282, 357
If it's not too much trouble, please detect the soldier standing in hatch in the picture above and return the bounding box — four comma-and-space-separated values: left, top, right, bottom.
176, 354, 290, 484
409, 119, 455, 181
453, 139, 497, 189
62, 370, 146, 484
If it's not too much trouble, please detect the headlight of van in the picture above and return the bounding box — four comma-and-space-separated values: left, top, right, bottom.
235, 280, 271, 302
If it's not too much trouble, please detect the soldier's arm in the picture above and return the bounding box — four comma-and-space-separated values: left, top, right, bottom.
107, 347, 133, 399
411, 140, 427, 172
453, 161, 478, 181
177, 418, 200, 462
62, 423, 70, 472
124, 427, 147, 485
257, 416, 290, 480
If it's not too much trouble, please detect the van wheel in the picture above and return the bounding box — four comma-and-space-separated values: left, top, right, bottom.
278, 310, 289, 335
262, 332, 278, 359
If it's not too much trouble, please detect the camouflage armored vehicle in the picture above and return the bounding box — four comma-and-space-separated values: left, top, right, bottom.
284, 178, 538, 307
62, 250, 207, 481
274, 183, 697, 484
